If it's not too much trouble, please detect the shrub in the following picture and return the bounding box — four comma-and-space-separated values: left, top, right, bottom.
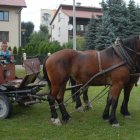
13, 46, 18, 55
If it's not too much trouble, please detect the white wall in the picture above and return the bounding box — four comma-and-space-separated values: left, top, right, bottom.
51, 8, 69, 45
40, 9, 56, 34
0, 7, 21, 48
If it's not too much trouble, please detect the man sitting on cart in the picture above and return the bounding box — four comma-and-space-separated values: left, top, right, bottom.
0, 41, 13, 62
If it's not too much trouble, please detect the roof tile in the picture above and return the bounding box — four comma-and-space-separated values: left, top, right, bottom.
0, 0, 26, 7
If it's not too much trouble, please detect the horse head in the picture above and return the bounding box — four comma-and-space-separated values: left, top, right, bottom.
123, 35, 140, 72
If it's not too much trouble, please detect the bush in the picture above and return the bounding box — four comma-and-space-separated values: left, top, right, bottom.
8, 46, 12, 51
62, 36, 86, 50
18, 47, 23, 56
13, 46, 18, 55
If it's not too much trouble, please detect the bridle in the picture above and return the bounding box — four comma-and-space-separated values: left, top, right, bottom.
124, 45, 140, 56
113, 37, 140, 73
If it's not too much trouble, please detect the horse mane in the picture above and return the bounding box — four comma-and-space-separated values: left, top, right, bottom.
122, 36, 139, 50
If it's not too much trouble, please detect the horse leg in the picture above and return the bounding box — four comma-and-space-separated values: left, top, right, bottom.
109, 84, 123, 126
102, 89, 112, 121
57, 84, 71, 122
83, 88, 93, 110
70, 77, 82, 109
57, 98, 71, 122
73, 87, 82, 110
120, 81, 134, 118
47, 87, 61, 126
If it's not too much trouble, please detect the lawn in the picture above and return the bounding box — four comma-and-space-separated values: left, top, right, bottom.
0, 68, 140, 140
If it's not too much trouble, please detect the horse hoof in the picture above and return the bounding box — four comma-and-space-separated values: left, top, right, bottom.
62, 117, 72, 124
76, 106, 84, 112
62, 114, 71, 123
102, 115, 109, 121
104, 119, 109, 122
84, 102, 93, 111
124, 115, 131, 119
112, 123, 120, 127
51, 118, 62, 126
87, 101, 93, 108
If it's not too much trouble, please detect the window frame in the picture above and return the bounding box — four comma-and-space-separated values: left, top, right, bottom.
0, 31, 9, 42
0, 11, 9, 21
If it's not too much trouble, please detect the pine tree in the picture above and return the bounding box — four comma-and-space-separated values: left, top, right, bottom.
85, 17, 99, 49
18, 47, 23, 56
95, 0, 129, 50
127, 0, 140, 36
95, 11, 116, 50
13, 46, 18, 55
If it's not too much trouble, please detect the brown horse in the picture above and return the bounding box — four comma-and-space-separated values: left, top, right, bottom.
71, 75, 139, 117
43, 36, 140, 126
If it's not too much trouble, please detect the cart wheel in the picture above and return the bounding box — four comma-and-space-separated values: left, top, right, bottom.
0, 94, 13, 119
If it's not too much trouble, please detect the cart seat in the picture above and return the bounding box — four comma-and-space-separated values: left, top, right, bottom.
6, 73, 39, 89
6, 58, 40, 89
23, 58, 40, 75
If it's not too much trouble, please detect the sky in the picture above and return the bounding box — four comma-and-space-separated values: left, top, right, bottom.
21, 0, 140, 31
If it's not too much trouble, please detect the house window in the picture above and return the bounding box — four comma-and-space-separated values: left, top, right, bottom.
0, 11, 9, 21
80, 25, 84, 31
42, 13, 50, 24
76, 25, 84, 31
0, 31, 9, 42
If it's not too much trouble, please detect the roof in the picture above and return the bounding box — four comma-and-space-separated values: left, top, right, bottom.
0, 0, 26, 7
62, 9, 103, 19
50, 4, 103, 25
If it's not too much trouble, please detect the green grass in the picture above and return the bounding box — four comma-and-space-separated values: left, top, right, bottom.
0, 69, 140, 140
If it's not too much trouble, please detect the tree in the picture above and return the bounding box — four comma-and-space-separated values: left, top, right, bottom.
95, 11, 116, 50
85, 17, 99, 49
18, 47, 23, 56
127, 0, 140, 36
25, 45, 34, 55
21, 21, 34, 46
8, 46, 12, 51
49, 41, 61, 53
28, 25, 49, 48
13, 46, 18, 55
40, 24, 49, 35
95, 0, 129, 50
76, 36, 86, 50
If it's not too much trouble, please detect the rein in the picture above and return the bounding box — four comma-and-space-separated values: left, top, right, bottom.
70, 85, 109, 114
124, 46, 140, 56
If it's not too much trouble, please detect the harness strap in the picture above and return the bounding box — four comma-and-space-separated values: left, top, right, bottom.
61, 61, 126, 108
49, 61, 127, 109
113, 38, 136, 72
97, 51, 102, 72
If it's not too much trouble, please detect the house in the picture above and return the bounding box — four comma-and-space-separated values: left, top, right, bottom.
50, 4, 103, 45
40, 9, 56, 34
0, 0, 26, 48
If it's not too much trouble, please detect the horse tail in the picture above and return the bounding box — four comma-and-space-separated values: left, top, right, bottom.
42, 57, 51, 89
